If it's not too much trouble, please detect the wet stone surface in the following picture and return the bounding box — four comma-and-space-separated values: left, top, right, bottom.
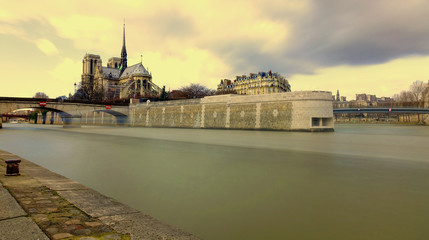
8, 186, 119, 239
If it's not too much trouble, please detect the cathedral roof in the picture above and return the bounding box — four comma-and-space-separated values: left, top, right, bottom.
120, 62, 150, 78
101, 67, 120, 79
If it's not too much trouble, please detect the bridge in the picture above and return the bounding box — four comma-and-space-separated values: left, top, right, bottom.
333, 107, 429, 123
0, 97, 129, 127
334, 108, 429, 114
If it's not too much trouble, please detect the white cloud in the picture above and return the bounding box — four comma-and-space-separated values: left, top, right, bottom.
35, 38, 59, 56
0, 23, 27, 39
48, 14, 115, 50
49, 58, 82, 95
129, 46, 232, 90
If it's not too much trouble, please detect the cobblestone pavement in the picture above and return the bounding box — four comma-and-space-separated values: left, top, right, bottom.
0, 153, 130, 240
8, 186, 127, 240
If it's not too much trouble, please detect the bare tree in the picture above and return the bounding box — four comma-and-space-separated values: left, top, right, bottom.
408, 81, 429, 123
169, 90, 187, 100
392, 80, 429, 123
392, 93, 400, 102
33, 92, 49, 99
409, 81, 426, 105
179, 84, 215, 99
399, 90, 414, 102
423, 80, 429, 107
72, 81, 104, 102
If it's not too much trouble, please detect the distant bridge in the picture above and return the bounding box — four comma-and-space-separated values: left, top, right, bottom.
334, 108, 429, 114
0, 97, 129, 126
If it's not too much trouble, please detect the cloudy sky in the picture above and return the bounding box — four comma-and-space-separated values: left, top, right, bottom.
1, 0, 429, 99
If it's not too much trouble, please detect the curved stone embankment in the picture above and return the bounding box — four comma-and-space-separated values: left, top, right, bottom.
129, 91, 334, 132
0, 150, 199, 240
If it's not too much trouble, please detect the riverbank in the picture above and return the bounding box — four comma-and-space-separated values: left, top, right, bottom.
0, 150, 199, 240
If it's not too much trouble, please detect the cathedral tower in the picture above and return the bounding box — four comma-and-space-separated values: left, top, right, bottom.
82, 54, 101, 76
82, 54, 101, 84
120, 24, 127, 74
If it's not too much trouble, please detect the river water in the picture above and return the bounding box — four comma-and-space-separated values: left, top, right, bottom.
0, 123, 428, 239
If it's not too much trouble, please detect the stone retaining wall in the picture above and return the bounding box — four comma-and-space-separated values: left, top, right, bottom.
129, 91, 334, 131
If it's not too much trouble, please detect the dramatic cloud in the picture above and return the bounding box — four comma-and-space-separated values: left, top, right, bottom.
286, 0, 429, 69
1, 0, 429, 98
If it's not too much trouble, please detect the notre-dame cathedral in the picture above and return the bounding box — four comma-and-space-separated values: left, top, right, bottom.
81, 24, 162, 100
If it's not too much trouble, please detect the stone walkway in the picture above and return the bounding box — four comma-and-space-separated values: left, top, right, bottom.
0, 162, 127, 240
0, 150, 198, 240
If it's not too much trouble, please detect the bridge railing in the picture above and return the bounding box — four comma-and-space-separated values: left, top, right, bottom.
0, 97, 129, 106
334, 108, 429, 114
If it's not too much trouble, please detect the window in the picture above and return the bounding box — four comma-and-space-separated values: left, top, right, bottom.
322, 118, 332, 126
312, 118, 320, 127
90, 59, 93, 74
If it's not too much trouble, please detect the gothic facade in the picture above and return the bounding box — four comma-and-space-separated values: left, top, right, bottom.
81, 25, 161, 100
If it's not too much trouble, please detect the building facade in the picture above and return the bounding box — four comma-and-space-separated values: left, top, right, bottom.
332, 91, 395, 108
81, 25, 161, 100
217, 71, 291, 95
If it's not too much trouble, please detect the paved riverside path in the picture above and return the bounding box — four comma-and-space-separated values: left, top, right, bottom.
0, 150, 199, 240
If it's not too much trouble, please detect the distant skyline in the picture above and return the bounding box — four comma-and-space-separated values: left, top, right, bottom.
1, 0, 429, 99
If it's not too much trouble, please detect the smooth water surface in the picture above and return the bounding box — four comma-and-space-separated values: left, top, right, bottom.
0, 124, 428, 239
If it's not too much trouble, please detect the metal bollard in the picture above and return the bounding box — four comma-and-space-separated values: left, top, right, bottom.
5, 159, 21, 176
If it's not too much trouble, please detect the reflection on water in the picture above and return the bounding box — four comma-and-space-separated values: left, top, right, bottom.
1, 124, 429, 240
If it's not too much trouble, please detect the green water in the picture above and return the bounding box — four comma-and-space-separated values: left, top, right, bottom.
1, 124, 429, 239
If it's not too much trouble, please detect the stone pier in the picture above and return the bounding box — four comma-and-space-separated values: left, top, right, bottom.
130, 91, 334, 131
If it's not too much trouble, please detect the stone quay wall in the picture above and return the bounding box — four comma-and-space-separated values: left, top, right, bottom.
129, 91, 334, 131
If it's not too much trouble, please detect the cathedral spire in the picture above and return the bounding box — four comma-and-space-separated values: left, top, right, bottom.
120, 22, 127, 73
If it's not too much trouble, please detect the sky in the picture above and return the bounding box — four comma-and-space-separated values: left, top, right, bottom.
1, 0, 429, 100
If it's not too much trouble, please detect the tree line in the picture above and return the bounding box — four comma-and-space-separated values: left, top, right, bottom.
33, 83, 236, 103
392, 80, 429, 107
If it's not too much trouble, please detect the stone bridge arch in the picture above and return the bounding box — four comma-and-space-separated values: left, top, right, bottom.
0, 98, 130, 127
92, 109, 129, 125
28, 106, 73, 125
